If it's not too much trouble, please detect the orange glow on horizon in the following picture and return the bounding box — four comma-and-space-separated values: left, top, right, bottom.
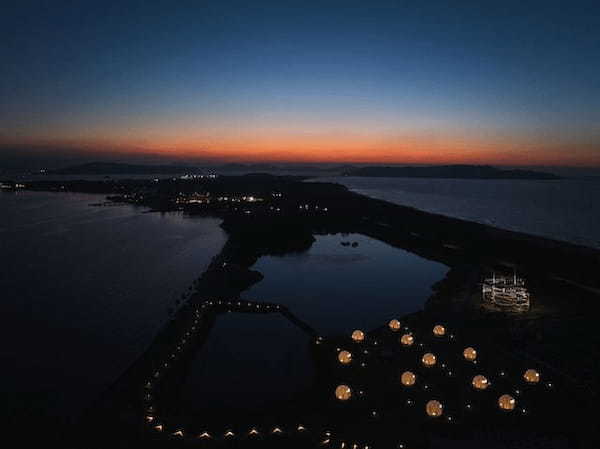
3, 131, 599, 168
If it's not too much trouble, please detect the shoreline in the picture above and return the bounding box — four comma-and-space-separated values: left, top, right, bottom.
314, 175, 600, 250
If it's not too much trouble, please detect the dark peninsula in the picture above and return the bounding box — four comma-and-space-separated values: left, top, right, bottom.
344, 164, 561, 179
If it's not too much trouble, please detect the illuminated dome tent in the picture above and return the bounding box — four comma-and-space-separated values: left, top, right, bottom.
338, 350, 352, 365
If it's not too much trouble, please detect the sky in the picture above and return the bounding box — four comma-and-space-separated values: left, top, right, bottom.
1, 0, 599, 168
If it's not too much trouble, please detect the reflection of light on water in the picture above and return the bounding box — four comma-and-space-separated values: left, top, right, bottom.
482, 271, 530, 312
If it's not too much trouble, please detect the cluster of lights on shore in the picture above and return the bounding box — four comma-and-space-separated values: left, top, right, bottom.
335, 319, 545, 421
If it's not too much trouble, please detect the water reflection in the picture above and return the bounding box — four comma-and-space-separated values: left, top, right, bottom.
245, 233, 448, 335
0, 191, 227, 420
180, 313, 314, 413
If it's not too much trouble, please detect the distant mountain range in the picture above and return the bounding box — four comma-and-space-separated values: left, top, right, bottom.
49, 162, 203, 175
49, 161, 354, 175
344, 165, 561, 180
49, 162, 561, 180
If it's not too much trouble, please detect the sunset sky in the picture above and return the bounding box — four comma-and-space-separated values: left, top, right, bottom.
2, 0, 599, 167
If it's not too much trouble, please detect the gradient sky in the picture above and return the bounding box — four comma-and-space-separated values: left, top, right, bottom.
1, 0, 599, 167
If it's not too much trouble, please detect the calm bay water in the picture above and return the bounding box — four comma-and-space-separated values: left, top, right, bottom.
245, 233, 448, 335
181, 313, 314, 414
317, 176, 600, 249
0, 191, 227, 420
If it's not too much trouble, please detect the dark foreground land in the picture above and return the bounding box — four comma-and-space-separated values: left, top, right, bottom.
8, 174, 600, 448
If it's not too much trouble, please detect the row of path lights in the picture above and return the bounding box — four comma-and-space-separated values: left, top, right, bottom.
142, 297, 372, 448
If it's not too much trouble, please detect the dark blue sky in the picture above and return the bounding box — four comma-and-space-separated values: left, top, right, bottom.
1, 0, 599, 167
